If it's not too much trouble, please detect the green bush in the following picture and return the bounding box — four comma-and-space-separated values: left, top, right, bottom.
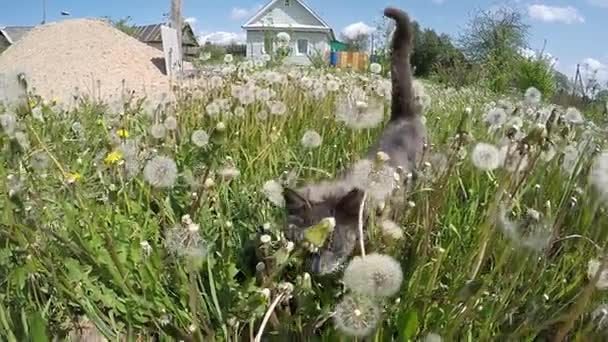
515, 56, 556, 99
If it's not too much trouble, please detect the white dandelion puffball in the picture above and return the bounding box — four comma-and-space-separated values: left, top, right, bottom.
524, 87, 542, 106
588, 259, 608, 290
423, 333, 444, 342
336, 97, 384, 130
343, 253, 403, 298
333, 294, 380, 338
590, 152, 608, 201
346, 159, 396, 205
381, 220, 403, 240
277, 31, 291, 44
301, 130, 323, 148
471, 143, 502, 171
150, 124, 167, 139
483, 107, 507, 130
564, 107, 584, 124
224, 54, 234, 63
164, 116, 178, 131
143, 156, 178, 189
269, 101, 287, 116
191, 130, 209, 147
262, 180, 284, 207
369, 63, 382, 74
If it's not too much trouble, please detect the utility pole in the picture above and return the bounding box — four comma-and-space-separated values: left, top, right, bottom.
42, 0, 47, 24
170, 0, 183, 60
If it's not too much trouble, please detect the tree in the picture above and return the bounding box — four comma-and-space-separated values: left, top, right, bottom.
342, 33, 370, 52
106, 16, 137, 37
458, 5, 529, 63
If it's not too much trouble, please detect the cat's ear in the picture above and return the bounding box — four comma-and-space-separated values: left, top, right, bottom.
283, 188, 310, 214
336, 188, 365, 218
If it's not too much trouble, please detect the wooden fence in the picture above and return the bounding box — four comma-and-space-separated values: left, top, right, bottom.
326, 51, 369, 72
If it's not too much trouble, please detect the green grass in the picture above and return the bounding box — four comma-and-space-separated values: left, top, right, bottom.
1, 63, 607, 341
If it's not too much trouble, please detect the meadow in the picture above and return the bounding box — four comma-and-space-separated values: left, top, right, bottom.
1, 55, 608, 341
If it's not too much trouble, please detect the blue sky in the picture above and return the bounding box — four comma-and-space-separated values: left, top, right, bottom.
1, 0, 607, 82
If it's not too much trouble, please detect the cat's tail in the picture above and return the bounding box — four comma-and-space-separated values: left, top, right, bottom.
384, 7, 418, 121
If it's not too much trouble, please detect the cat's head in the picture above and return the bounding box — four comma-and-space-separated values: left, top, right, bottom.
283, 186, 365, 274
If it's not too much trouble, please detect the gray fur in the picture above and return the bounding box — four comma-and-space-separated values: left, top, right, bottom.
283, 7, 426, 275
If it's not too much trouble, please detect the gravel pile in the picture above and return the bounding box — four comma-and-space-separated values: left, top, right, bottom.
0, 18, 173, 104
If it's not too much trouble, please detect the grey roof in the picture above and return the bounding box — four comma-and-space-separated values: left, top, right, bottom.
0, 22, 199, 47
133, 23, 199, 46
0, 26, 34, 44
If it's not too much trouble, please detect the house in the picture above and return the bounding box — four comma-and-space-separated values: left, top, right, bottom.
242, 0, 336, 65
0, 21, 200, 58
0, 26, 34, 51
132, 22, 200, 58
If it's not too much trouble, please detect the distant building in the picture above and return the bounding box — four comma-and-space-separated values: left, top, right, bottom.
242, 0, 336, 65
0, 26, 34, 51
132, 22, 200, 58
0, 21, 200, 58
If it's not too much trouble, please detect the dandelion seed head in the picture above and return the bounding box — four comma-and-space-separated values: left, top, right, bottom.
301, 130, 322, 148
524, 87, 542, 106
30, 151, 50, 171
269, 101, 287, 116
164, 223, 207, 262
564, 107, 584, 124
423, 333, 444, 342
483, 107, 507, 130
346, 159, 396, 204
164, 116, 178, 131
588, 259, 608, 290
336, 97, 384, 130
471, 143, 502, 171
14, 131, 30, 151
380, 220, 403, 240
150, 124, 166, 139
590, 152, 608, 202
343, 253, 403, 298
224, 54, 234, 64
219, 166, 240, 180
191, 130, 209, 147
0, 112, 17, 136
369, 63, 382, 74
276, 32, 291, 44
333, 294, 380, 338
143, 156, 178, 189
592, 304, 608, 332
262, 179, 284, 207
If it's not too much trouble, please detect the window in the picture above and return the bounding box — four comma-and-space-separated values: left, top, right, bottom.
284, 0, 291, 6
297, 39, 309, 55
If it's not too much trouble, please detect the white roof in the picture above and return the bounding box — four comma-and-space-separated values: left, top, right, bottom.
242, 0, 332, 30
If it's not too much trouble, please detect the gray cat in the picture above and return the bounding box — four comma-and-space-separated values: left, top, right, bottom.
283, 7, 426, 275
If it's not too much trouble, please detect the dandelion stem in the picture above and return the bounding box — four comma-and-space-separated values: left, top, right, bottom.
254, 293, 284, 342
553, 257, 607, 342
358, 192, 368, 257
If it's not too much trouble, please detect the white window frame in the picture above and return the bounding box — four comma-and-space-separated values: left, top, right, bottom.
296, 38, 309, 56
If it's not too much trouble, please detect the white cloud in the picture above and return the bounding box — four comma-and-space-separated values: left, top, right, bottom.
527, 5, 584, 24
518, 47, 559, 66
230, 4, 263, 21
184, 17, 197, 25
342, 22, 375, 40
588, 0, 608, 8
200, 31, 246, 45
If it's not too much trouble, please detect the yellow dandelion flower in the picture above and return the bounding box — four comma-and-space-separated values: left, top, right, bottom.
104, 151, 123, 165
66, 173, 82, 184
116, 129, 129, 138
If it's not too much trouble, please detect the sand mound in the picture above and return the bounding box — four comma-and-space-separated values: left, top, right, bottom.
0, 18, 173, 104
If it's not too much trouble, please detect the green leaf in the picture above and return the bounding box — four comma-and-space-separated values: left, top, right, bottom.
399, 309, 419, 342
28, 311, 48, 342
303, 217, 334, 247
